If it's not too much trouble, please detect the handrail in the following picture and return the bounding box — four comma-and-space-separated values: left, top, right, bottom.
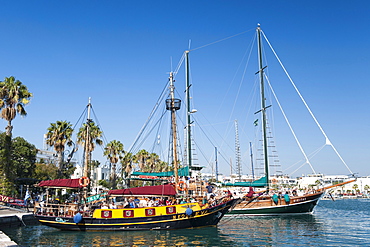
34, 203, 79, 217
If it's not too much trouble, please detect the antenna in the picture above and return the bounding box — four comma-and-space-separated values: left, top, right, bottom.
170, 56, 173, 72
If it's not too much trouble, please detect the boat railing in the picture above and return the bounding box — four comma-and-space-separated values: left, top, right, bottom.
34, 202, 79, 217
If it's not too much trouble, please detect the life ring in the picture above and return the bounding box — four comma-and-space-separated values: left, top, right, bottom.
79, 177, 90, 187
177, 181, 187, 191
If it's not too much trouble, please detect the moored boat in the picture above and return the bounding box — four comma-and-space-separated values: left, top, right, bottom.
33, 67, 239, 230
227, 25, 354, 215
229, 191, 323, 215
228, 177, 356, 215
34, 182, 238, 231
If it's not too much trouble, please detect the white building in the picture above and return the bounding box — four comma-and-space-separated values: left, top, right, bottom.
71, 164, 110, 194
296, 174, 370, 196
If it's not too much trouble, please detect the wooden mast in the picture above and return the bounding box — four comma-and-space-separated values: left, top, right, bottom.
83, 97, 92, 178
168, 72, 180, 185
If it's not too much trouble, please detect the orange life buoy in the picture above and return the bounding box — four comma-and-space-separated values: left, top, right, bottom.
79, 177, 90, 187
177, 181, 187, 191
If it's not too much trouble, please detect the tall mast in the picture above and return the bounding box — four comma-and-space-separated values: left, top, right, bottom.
166, 72, 180, 184
185, 50, 192, 176
83, 97, 92, 178
215, 147, 218, 182
257, 24, 270, 193
235, 120, 242, 182
249, 142, 255, 181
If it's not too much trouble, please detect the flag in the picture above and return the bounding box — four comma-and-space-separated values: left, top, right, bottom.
253, 119, 258, 126
24, 189, 31, 205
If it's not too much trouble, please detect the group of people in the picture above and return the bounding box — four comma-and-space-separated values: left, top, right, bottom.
96, 182, 232, 210
100, 197, 180, 209
99, 195, 210, 210
101, 202, 117, 209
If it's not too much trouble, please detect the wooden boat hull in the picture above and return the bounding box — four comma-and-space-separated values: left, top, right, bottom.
35, 199, 238, 231
227, 192, 324, 216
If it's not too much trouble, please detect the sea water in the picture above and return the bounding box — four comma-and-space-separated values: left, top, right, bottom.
3, 199, 370, 246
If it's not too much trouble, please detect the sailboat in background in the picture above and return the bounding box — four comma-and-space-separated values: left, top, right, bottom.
227, 25, 354, 215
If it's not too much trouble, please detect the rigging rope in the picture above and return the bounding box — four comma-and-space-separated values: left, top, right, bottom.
284, 144, 326, 176
128, 51, 186, 156
91, 106, 109, 146
264, 74, 316, 174
214, 33, 256, 158
72, 106, 87, 132
261, 30, 353, 175
127, 79, 170, 154
189, 28, 255, 52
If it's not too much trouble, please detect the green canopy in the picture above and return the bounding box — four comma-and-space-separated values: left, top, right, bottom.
131, 166, 189, 178
223, 176, 267, 188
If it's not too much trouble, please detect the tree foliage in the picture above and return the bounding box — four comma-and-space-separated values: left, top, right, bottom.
0, 76, 32, 136
0, 76, 32, 195
11, 136, 37, 179
33, 162, 58, 181
133, 150, 168, 173
77, 121, 103, 153
45, 120, 74, 172
0, 132, 37, 196
104, 140, 124, 189
121, 152, 133, 176
77, 120, 103, 177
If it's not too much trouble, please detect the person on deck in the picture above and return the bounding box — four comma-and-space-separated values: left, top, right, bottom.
246, 187, 255, 198
206, 182, 215, 199
139, 198, 148, 207
208, 195, 216, 207
166, 198, 172, 205
148, 198, 155, 207
129, 199, 136, 208
158, 198, 164, 206
134, 197, 140, 207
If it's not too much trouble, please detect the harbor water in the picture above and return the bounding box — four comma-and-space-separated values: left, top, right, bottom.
3, 199, 370, 246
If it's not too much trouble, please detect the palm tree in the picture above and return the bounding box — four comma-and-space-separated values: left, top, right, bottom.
156, 160, 169, 173
120, 152, 133, 188
352, 184, 359, 195
133, 149, 150, 170
0, 76, 32, 136
364, 185, 369, 194
145, 153, 161, 172
104, 140, 124, 189
121, 152, 133, 175
45, 121, 73, 175
77, 121, 103, 178
0, 76, 32, 193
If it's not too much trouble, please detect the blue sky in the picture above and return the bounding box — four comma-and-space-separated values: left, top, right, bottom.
1, 1, 370, 178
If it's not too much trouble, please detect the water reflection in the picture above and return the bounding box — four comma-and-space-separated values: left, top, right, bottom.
5, 200, 370, 246
219, 214, 324, 246
6, 224, 239, 246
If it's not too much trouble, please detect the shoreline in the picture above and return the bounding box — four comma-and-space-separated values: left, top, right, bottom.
0, 206, 38, 246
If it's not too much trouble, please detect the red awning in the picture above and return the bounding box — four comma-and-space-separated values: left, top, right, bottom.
108, 184, 176, 196
38, 179, 82, 188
